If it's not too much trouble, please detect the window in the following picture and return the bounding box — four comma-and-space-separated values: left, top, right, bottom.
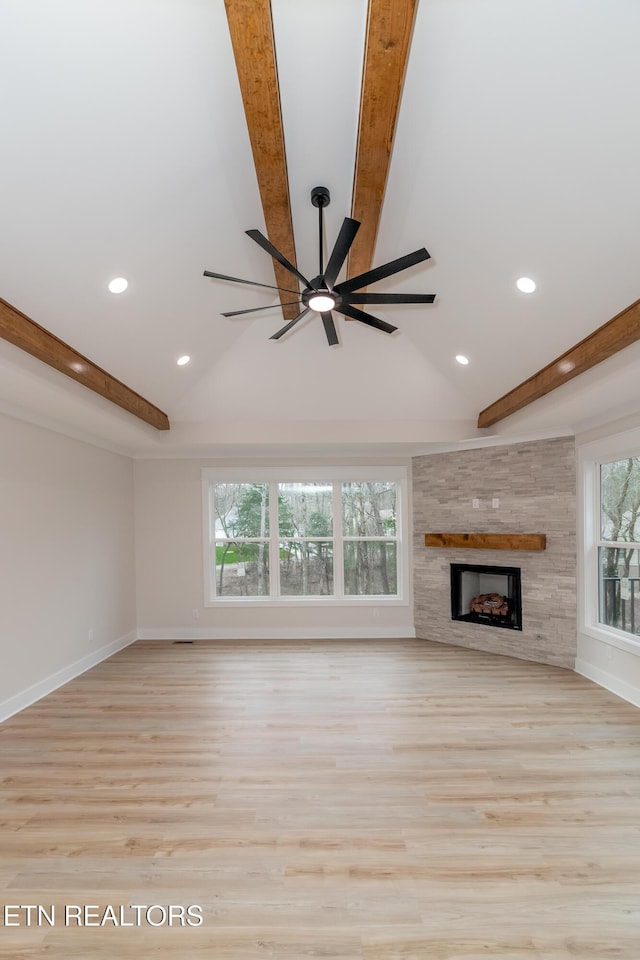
212, 483, 271, 597
202, 468, 408, 604
342, 481, 398, 596
597, 457, 640, 637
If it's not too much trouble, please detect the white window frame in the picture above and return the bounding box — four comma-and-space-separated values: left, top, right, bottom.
202, 466, 409, 607
579, 430, 640, 655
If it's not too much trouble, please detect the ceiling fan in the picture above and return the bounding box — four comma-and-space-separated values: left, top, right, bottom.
203, 186, 436, 346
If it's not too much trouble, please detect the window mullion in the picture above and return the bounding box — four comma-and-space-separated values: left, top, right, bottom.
397, 477, 405, 602
208, 483, 216, 599
597, 541, 640, 550
593, 463, 602, 628
333, 481, 344, 597
270, 481, 280, 597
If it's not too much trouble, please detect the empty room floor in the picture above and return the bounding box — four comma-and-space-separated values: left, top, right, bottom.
1, 638, 639, 959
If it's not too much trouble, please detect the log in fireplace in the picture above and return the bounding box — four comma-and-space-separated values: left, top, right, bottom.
450, 563, 522, 630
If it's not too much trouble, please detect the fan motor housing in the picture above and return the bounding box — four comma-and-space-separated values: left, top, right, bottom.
311, 186, 330, 208
302, 280, 340, 312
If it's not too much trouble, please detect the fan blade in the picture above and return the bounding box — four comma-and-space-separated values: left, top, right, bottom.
203, 270, 301, 297
343, 293, 436, 305
222, 301, 301, 318
337, 248, 431, 293
321, 312, 339, 346
246, 230, 312, 288
270, 307, 310, 340
336, 304, 397, 334
323, 218, 360, 289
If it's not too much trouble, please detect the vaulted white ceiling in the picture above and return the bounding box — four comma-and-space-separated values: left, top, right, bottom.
2, 0, 640, 457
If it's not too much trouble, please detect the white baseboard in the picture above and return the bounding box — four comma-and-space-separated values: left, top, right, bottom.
575, 658, 640, 708
0, 631, 137, 723
136, 626, 416, 641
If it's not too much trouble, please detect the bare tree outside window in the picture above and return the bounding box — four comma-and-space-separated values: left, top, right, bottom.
342, 482, 398, 595
213, 483, 270, 597
278, 483, 333, 596
599, 458, 640, 633
206, 475, 404, 600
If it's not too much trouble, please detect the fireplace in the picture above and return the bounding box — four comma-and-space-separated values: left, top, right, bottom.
450, 563, 522, 630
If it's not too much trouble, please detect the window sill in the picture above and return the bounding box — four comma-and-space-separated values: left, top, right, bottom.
204, 596, 410, 608
581, 621, 640, 657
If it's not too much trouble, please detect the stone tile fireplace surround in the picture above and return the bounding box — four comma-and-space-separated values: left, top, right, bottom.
413, 437, 577, 668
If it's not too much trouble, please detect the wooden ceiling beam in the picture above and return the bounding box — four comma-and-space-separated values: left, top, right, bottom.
224, 0, 299, 321
477, 297, 640, 428
0, 297, 170, 431
348, 0, 419, 284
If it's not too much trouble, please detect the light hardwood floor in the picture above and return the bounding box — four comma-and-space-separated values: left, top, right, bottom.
1, 639, 639, 959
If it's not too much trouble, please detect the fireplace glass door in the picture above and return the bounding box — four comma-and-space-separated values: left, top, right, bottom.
450, 563, 522, 630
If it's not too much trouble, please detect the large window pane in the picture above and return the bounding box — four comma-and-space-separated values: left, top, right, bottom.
342, 482, 397, 537
278, 483, 333, 537
600, 458, 640, 541
344, 541, 397, 595
215, 541, 269, 597
279, 541, 333, 596
599, 546, 640, 635
205, 471, 406, 604
214, 483, 269, 538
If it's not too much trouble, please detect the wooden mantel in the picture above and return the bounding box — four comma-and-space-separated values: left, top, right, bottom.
425, 533, 546, 551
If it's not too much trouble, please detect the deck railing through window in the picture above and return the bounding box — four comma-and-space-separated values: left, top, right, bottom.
600, 576, 640, 635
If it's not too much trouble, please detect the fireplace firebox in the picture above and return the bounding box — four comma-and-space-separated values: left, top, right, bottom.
450, 563, 522, 630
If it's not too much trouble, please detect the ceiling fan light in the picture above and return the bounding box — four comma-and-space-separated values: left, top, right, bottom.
308, 293, 336, 313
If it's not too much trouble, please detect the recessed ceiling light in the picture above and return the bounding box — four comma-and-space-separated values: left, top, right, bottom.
455, 354, 469, 365
177, 355, 191, 366
516, 277, 536, 294
108, 277, 128, 294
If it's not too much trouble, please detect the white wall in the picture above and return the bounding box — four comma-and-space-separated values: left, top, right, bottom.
0, 412, 136, 719
575, 420, 640, 707
575, 633, 640, 709
134, 458, 415, 639
2, 407, 639, 715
